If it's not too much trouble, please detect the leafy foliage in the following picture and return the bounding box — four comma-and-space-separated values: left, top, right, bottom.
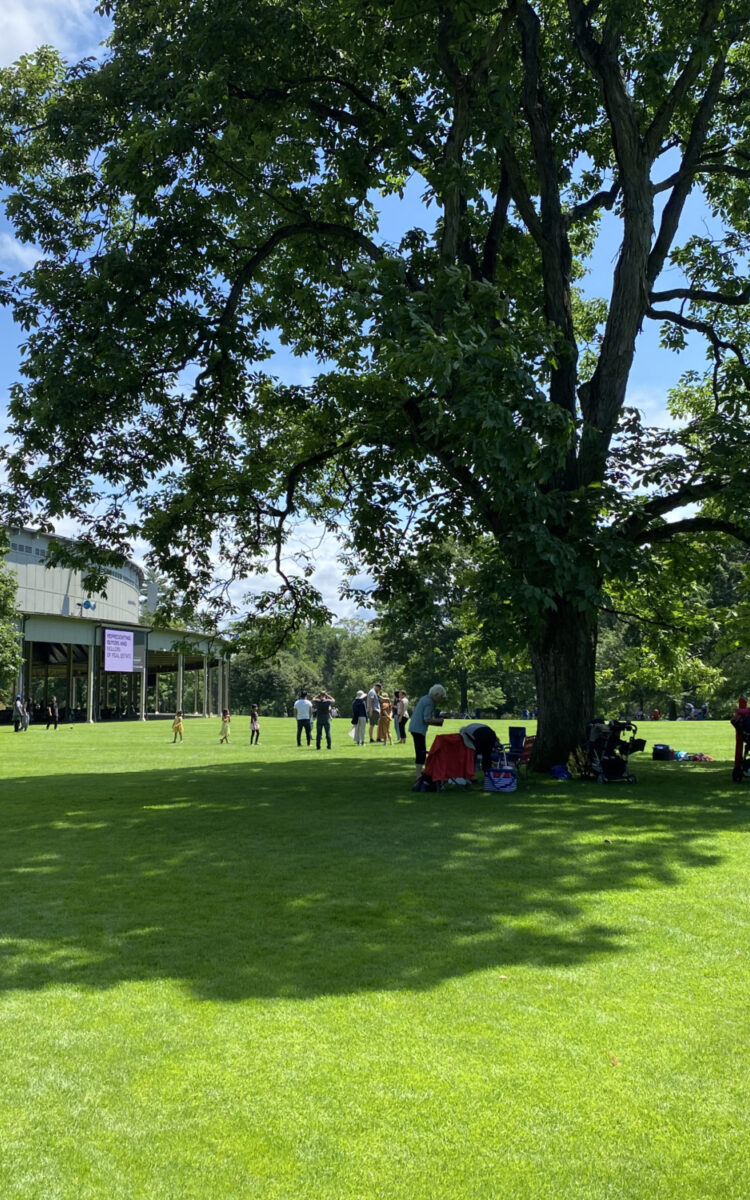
0, 533, 22, 695
2, 0, 750, 762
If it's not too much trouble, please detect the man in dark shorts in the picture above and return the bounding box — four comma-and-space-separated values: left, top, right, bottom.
366, 683, 382, 743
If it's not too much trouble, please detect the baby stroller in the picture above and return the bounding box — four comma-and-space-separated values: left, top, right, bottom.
731, 697, 750, 783
584, 718, 646, 784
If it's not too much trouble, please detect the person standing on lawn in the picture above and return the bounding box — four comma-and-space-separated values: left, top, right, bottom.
250, 705, 260, 745
172, 711, 184, 743
352, 690, 367, 744
377, 694, 393, 744
408, 685, 447, 782
219, 708, 231, 743
367, 682, 382, 743
313, 690, 336, 749
46, 695, 59, 730
293, 691, 313, 746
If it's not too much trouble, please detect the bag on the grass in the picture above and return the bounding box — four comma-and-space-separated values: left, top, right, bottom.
412, 775, 443, 793
347, 726, 357, 740
483, 767, 517, 793
652, 744, 673, 760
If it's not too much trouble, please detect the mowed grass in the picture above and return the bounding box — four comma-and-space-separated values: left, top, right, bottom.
0, 715, 748, 1199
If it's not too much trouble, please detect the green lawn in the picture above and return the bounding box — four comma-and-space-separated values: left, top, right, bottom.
1, 715, 748, 1199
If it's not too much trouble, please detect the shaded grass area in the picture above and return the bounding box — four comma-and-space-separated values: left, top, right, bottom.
1, 719, 749, 1198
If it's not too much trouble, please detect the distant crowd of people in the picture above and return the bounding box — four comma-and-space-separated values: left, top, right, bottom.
286, 681, 449, 778
12, 695, 61, 731
634, 702, 709, 721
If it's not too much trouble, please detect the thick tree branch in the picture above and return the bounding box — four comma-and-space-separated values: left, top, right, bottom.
227, 77, 387, 119
496, 135, 544, 242
194, 221, 386, 393
480, 166, 510, 281
220, 221, 383, 330
600, 605, 686, 632
649, 284, 750, 306
643, 0, 723, 161
647, 54, 726, 286
654, 155, 750, 192
616, 472, 740, 543
401, 394, 503, 536
268, 436, 361, 521
565, 180, 620, 227
646, 304, 746, 365
628, 516, 750, 546
514, 0, 578, 437
568, 0, 655, 485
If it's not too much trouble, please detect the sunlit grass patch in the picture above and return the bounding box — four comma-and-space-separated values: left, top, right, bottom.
0, 718, 748, 1198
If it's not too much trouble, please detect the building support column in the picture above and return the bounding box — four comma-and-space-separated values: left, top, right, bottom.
15, 624, 25, 700
86, 644, 95, 723
25, 639, 33, 701
176, 652, 184, 714
67, 645, 74, 720
139, 660, 147, 721
203, 655, 209, 717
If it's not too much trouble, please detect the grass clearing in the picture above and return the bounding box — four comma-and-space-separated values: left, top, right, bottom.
1, 716, 749, 1198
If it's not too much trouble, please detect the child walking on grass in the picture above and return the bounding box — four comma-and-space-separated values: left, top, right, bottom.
219, 709, 231, 743
250, 705, 260, 745
172, 711, 184, 743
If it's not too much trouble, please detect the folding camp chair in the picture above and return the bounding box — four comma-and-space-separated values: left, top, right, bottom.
506, 726, 527, 765
511, 735, 536, 782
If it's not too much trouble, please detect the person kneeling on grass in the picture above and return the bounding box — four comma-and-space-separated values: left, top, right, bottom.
408, 685, 446, 782
220, 709, 231, 743
172, 711, 184, 743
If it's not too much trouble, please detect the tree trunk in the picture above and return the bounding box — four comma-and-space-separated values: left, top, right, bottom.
529, 600, 598, 771
458, 669, 468, 716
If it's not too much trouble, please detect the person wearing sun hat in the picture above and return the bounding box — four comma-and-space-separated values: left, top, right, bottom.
352, 690, 368, 744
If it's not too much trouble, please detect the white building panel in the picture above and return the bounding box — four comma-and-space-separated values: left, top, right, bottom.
5, 529, 142, 622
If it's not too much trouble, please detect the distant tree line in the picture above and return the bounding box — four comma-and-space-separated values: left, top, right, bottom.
231, 540, 750, 720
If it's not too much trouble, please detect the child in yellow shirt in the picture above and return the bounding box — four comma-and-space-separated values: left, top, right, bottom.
172, 711, 184, 743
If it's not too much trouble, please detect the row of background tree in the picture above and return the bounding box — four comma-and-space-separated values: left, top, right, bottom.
2, 534, 747, 718
229, 541, 750, 719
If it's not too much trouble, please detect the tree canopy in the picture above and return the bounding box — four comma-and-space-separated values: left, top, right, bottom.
2, 0, 750, 763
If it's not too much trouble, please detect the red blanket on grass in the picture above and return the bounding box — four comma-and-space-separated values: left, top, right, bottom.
424, 734, 476, 782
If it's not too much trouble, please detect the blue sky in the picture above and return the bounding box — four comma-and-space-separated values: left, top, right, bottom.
0, 1, 711, 616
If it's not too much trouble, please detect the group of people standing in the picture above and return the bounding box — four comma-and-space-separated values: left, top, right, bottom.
351, 683, 410, 746
293, 691, 337, 749
13, 695, 59, 731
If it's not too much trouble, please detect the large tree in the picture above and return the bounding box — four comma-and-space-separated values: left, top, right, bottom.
1, 0, 750, 765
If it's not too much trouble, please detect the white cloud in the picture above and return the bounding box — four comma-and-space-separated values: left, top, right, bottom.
0, 233, 41, 270
0, 0, 106, 68
625, 384, 671, 425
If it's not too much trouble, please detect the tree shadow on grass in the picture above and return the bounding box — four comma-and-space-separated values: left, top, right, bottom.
0, 756, 746, 999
